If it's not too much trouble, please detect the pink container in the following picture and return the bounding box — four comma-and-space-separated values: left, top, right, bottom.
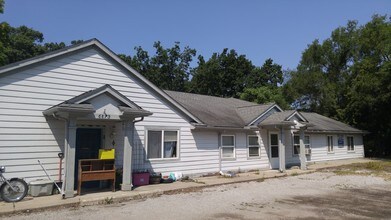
132, 172, 150, 186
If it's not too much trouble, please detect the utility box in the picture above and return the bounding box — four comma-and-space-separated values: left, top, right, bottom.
29, 180, 54, 197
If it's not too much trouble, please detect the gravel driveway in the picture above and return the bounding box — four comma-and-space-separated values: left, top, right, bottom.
5, 172, 391, 220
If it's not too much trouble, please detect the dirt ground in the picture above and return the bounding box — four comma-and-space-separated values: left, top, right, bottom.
4, 167, 391, 220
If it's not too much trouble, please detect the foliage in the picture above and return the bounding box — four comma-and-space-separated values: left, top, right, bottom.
120, 41, 196, 92
0, 22, 70, 66
189, 49, 285, 102
240, 86, 289, 109
0, 0, 4, 13
189, 49, 254, 97
284, 15, 391, 157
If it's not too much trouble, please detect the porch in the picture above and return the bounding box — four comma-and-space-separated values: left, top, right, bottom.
43, 85, 152, 198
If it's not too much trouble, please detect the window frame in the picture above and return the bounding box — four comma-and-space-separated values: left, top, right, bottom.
247, 135, 261, 158
347, 136, 355, 152
269, 132, 279, 158
327, 135, 334, 153
221, 135, 236, 159
146, 128, 180, 160
293, 135, 310, 155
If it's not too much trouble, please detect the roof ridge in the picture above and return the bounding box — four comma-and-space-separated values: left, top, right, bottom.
236, 103, 273, 109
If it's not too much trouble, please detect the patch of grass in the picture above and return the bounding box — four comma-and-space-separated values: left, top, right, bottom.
333, 170, 357, 176
291, 172, 299, 176
365, 162, 384, 171
329, 160, 391, 180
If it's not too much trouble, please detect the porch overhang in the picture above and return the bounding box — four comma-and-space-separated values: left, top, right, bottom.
42, 84, 153, 198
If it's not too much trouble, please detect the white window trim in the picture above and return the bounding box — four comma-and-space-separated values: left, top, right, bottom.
247, 135, 261, 158
221, 135, 236, 159
145, 128, 180, 161
327, 135, 334, 153
347, 136, 355, 152
293, 135, 311, 156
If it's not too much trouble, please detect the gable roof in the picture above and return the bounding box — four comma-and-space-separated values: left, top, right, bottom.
164, 90, 276, 128
65, 84, 140, 108
0, 38, 202, 124
43, 84, 152, 118
259, 110, 308, 126
300, 112, 364, 134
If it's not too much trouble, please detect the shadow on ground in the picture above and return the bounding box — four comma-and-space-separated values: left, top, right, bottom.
277, 188, 391, 219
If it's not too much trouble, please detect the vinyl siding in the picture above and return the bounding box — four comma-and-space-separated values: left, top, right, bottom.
307, 134, 364, 162
283, 132, 364, 166
221, 130, 270, 172
0, 48, 200, 181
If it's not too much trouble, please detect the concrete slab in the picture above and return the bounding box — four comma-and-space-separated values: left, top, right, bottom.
0, 158, 373, 217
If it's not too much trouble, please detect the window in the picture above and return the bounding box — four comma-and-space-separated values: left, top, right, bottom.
270, 133, 279, 158
221, 135, 235, 158
327, 136, 334, 153
248, 135, 260, 158
147, 130, 178, 159
347, 136, 354, 152
293, 135, 310, 155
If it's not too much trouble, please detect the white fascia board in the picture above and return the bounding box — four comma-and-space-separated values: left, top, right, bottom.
247, 103, 283, 126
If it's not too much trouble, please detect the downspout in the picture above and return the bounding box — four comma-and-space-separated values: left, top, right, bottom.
131, 117, 144, 171
52, 113, 68, 198
218, 132, 222, 173
133, 117, 144, 123
125, 116, 144, 189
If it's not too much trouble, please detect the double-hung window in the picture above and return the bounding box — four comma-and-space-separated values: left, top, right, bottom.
147, 130, 178, 159
347, 136, 354, 152
293, 135, 310, 155
221, 135, 235, 158
248, 135, 260, 158
327, 136, 334, 153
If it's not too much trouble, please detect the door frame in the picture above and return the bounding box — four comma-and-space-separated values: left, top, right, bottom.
269, 132, 279, 169
74, 127, 104, 189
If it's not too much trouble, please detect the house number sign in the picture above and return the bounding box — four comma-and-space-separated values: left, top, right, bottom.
98, 109, 111, 119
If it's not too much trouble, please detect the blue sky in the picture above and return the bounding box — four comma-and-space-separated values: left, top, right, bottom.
1, 0, 390, 70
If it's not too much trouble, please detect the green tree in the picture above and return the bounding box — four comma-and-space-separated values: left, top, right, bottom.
120, 41, 196, 91
0, 22, 71, 66
247, 58, 283, 88
189, 48, 254, 97
344, 15, 391, 157
284, 15, 391, 157
240, 86, 289, 109
0, 22, 46, 66
0, 0, 4, 13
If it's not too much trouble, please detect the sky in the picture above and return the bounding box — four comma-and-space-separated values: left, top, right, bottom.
1, 0, 390, 70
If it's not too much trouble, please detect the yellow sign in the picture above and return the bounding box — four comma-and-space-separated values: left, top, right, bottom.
99, 149, 115, 159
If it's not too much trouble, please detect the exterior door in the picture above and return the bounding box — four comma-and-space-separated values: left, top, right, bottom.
269, 133, 279, 169
74, 128, 102, 189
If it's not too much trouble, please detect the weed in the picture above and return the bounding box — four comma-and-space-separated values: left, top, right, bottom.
104, 197, 114, 204
365, 162, 383, 171
195, 180, 206, 184
291, 172, 299, 176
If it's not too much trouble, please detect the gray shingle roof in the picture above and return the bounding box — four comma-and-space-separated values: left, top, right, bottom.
44, 84, 152, 117
259, 110, 297, 126
300, 112, 363, 133
164, 90, 275, 128
165, 91, 364, 133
